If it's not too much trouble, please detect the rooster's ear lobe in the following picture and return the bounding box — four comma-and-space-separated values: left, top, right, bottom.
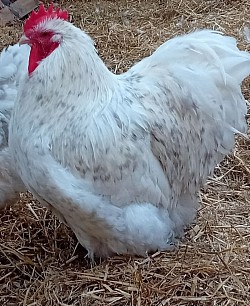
24, 3, 69, 33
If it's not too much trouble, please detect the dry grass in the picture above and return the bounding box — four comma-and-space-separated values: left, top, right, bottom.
1, 0, 250, 305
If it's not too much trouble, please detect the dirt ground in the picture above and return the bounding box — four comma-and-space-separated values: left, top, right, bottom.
0, 0, 250, 305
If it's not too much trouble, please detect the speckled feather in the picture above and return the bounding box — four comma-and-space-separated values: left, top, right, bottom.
0, 44, 29, 209
9, 18, 250, 257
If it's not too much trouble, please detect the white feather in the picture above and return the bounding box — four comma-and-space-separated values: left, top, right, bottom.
9, 20, 250, 257
0, 44, 29, 209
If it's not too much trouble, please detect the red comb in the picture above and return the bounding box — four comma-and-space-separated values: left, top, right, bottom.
24, 3, 68, 33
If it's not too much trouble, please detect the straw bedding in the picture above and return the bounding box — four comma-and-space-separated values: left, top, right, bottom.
0, 0, 250, 305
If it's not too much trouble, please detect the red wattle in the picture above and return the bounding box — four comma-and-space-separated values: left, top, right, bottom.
28, 42, 59, 75
28, 45, 40, 75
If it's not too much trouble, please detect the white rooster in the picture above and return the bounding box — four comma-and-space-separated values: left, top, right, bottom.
0, 43, 29, 209
9, 4, 250, 258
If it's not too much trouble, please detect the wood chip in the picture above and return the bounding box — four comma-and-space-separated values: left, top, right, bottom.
9, 0, 38, 18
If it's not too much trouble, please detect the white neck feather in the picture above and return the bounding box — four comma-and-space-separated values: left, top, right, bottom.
34, 24, 118, 108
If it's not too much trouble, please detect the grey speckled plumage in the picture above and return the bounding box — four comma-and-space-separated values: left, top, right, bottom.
9, 17, 250, 257
0, 44, 29, 209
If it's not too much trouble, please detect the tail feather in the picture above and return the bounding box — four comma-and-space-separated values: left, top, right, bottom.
149, 30, 250, 135
126, 29, 250, 176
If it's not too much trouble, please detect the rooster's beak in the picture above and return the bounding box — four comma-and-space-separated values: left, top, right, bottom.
19, 35, 30, 46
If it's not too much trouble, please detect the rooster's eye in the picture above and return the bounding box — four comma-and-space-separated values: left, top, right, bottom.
41, 32, 50, 37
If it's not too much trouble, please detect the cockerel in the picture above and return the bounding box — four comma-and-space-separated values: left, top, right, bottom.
9, 4, 250, 258
0, 43, 29, 209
